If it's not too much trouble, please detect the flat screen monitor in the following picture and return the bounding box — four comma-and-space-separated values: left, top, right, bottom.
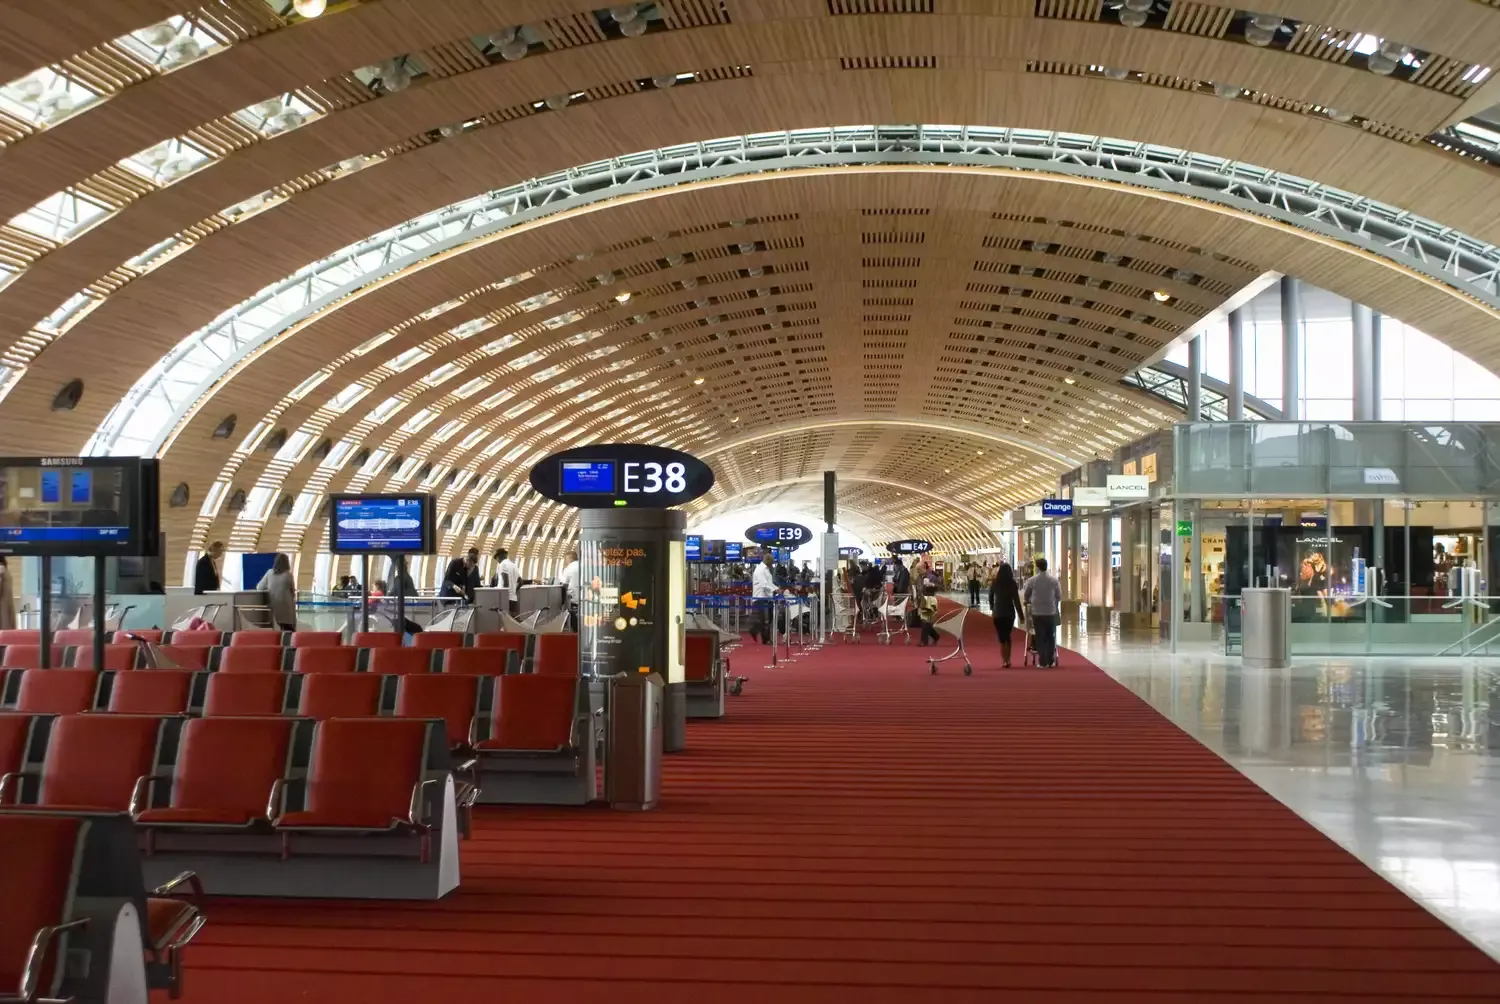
702, 538, 725, 561
559, 460, 616, 494
724, 541, 742, 561
685, 534, 702, 561
0, 458, 158, 556
328, 494, 435, 554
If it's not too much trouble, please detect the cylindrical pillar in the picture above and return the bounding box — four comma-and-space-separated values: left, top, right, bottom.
1227, 308, 1245, 421
1186, 335, 1203, 421
579, 508, 688, 753
1371, 311, 1383, 420
1352, 303, 1376, 421
1189, 501, 1204, 623
1280, 276, 1301, 420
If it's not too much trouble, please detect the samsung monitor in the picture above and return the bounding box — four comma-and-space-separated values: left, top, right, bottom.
0, 457, 159, 557
328, 494, 436, 555
724, 541, 742, 561
685, 534, 702, 561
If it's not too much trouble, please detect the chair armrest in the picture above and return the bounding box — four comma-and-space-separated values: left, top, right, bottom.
18, 918, 90, 1002
152, 871, 205, 907
265, 776, 298, 823
407, 777, 441, 828
0, 770, 34, 804
129, 774, 172, 817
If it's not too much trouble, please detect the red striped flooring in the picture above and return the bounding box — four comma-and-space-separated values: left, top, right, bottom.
171, 613, 1500, 1002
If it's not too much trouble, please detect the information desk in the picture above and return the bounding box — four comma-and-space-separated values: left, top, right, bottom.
164, 588, 271, 630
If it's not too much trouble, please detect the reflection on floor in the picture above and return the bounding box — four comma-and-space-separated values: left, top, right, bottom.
1072, 626, 1500, 961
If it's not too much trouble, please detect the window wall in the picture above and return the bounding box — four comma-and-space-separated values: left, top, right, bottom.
1166, 283, 1500, 422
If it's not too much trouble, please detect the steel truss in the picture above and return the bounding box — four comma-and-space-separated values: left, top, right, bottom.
89, 124, 1500, 456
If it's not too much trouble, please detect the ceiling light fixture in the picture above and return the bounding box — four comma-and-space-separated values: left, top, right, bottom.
730, 416, 739, 423
693, 377, 705, 385
292, 0, 328, 16
1153, 290, 1171, 302
1064, 377, 1076, 385
615, 291, 631, 303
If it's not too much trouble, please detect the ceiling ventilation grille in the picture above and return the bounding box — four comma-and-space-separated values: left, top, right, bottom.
828, 0, 933, 12
1033, 0, 1102, 19
839, 55, 939, 69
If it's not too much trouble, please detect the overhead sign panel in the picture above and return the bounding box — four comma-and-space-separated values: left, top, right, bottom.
1041, 499, 1073, 518
887, 539, 933, 555
1072, 486, 1110, 508
745, 521, 812, 546
1023, 505, 1044, 522
328, 494, 436, 555
530, 444, 714, 509
1107, 474, 1150, 500
839, 546, 863, 559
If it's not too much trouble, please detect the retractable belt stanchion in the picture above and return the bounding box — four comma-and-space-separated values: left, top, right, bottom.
39, 555, 52, 668
92, 554, 106, 672
764, 595, 779, 669
360, 555, 370, 633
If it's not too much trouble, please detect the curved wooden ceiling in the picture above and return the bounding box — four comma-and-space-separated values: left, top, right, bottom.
3, 0, 1499, 577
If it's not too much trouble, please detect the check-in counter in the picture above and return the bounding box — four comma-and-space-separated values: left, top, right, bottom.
472, 587, 507, 634
164, 588, 271, 630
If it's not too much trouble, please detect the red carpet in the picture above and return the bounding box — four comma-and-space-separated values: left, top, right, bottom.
171, 610, 1500, 1002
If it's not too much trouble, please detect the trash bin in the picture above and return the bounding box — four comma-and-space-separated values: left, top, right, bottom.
1241, 587, 1291, 669
604, 672, 663, 810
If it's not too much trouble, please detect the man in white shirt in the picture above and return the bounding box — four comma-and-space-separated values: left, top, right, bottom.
1022, 556, 1062, 668
751, 552, 776, 644
491, 547, 521, 616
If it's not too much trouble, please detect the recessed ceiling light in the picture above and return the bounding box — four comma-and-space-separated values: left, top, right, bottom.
293, 0, 328, 15
1022, 417, 1031, 424
976, 450, 984, 456
1064, 377, 1076, 385
615, 291, 631, 303
1153, 290, 1171, 302
692, 377, 704, 385
730, 416, 739, 423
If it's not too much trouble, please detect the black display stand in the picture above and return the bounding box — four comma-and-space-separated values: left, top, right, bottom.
579, 508, 687, 753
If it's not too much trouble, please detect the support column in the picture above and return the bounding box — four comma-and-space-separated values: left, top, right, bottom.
1186, 335, 1203, 421
1352, 303, 1377, 421
1371, 312, 1383, 421
1280, 275, 1301, 420
1189, 501, 1204, 623
1227, 308, 1245, 421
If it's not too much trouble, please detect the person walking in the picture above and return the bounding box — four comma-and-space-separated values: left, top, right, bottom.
988, 563, 1025, 668
966, 560, 982, 608
1022, 556, 1062, 668
255, 552, 298, 631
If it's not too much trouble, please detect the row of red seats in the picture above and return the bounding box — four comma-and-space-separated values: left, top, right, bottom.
1, 811, 204, 1001
0, 628, 539, 650
0, 671, 579, 751
0, 632, 576, 674
1, 715, 461, 902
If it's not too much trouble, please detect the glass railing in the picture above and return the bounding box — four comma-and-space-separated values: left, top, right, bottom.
1202, 594, 1500, 656
13, 593, 165, 631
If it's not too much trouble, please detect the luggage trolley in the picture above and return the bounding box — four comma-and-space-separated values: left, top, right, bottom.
1022, 605, 1039, 667
877, 591, 912, 645
925, 605, 973, 676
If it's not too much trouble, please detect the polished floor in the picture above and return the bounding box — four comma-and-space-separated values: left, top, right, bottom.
1063, 625, 1500, 963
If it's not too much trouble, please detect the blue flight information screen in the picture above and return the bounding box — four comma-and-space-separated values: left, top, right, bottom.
40, 471, 60, 503
334, 497, 426, 551
725, 542, 742, 561
69, 471, 91, 505
560, 461, 615, 494
685, 534, 701, 561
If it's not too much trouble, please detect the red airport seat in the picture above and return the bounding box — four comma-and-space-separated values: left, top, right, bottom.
114, 629, 164, 644
217, 646, 287, 674
69, 643, 141, 671
135, 717, 294, 827
0, 813, 88, 1002
685, 633, 715, 683
202, 673, 287, 717
2, 645, 62, 669
396, 675, 480, 750
532, 633, 578, 676
0, 629, 38, 645
167, 630, 225, 647
297, 674, 383, 719
12, 670, 99, 714
51, 630, 97, 647
229, 629, 287, 647
275, 718, 431, 832
352, 632, 402, 649
145, 873, 206, 999
413, 631, 466, 650
477, 675, 578, 751
367, 647, 434, 676
293, 647, 359, 674
107, 671, 194, 715
0, 714, 161, 812
474, 632, 528, 657
291, 631, 343, 648
443, 648, 509, 676
155, 645, 214, 671
0, 714, 33, 778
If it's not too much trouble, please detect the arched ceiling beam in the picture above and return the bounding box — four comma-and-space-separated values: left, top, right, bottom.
697, 475, 995, 534
72, 126, 1500, 460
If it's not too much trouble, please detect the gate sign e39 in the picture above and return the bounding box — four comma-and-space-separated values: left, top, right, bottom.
530, 444, 715, 509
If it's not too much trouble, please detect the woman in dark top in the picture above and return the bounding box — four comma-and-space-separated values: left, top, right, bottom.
988, 563, 1025, 668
